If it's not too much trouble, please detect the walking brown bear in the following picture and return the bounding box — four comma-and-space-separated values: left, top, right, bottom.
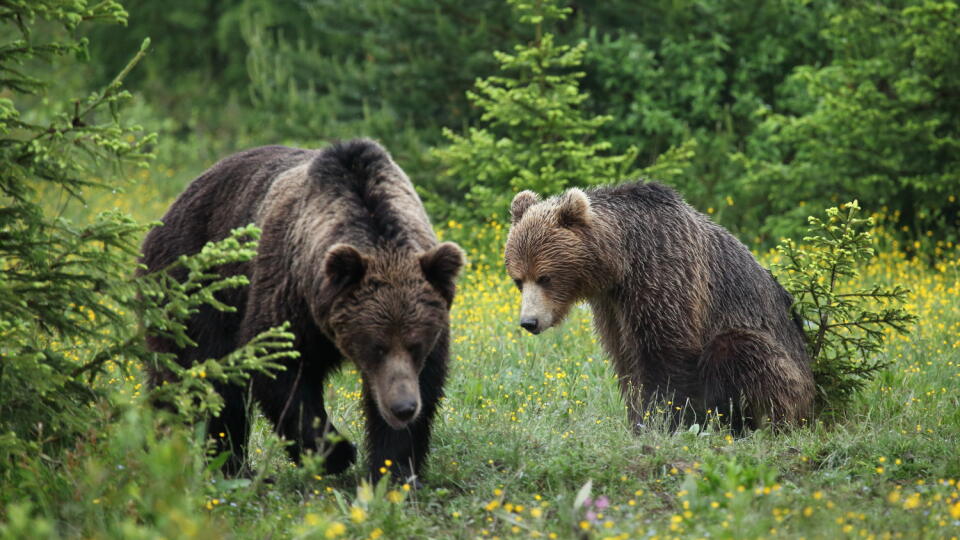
139, 139, 465, 483
504, 183, 814, 432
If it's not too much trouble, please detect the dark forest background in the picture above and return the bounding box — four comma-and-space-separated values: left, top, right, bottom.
82, 0, 960, 245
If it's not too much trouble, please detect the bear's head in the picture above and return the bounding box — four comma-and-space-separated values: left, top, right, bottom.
321, 242, 465, 429
504, 188, 596, 335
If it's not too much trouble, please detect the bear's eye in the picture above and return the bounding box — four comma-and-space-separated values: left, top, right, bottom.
536, 275, 551, 286
513, 278, 523, 291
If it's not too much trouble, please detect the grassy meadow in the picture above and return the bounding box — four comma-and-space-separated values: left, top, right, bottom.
37, 165, 959, 540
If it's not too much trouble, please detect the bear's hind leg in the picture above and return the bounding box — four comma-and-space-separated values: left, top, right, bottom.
698, 329, 813, 433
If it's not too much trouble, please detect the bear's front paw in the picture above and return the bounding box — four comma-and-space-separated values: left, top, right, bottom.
323, 439, 357, 474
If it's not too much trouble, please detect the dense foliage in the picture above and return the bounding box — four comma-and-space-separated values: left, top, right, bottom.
0, 0, 152, 466
85, 0, 960, 245
734, 1, 960, 242
0, 1, 290, 530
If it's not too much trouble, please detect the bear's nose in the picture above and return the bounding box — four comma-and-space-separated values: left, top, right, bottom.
389, 400, 418, 422
520, 317, 540, 334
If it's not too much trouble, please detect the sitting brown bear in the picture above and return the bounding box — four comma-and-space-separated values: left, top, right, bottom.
504, 183, 814, 432
139, 139, 465, 482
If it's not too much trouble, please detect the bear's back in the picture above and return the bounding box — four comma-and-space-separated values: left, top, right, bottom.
140, 145, 317, 274
300, 139, 436, 252
588, 181, 807, 359
141, 139, 437, 275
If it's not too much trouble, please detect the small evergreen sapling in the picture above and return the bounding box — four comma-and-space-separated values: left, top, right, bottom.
0, 0, 155, 467
433, 0, 638, 223
136, 225, 297, 422
0, 0, 293, 480
774, 201, 916, 411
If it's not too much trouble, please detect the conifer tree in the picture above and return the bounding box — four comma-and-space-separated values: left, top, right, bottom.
0, 0, 152, 462
0, 1, 292, 473
775, 202, 916, 412
433, 0, 637, 223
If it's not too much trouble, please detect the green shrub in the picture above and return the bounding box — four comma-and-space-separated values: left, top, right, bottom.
735, 1, 960, 245
774, 202, 917, 412
135, 225, 297, 422
0, 0, 153, 468
0, 1, 293, 522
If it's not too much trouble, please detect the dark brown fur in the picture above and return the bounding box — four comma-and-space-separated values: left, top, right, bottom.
505, 183, 814, 432
139, 139, 464, 482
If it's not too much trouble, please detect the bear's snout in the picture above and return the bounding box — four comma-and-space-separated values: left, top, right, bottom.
388, 398, 418, 422
520, 317, 541, 334
373, 351, 423, 429
380, 381, 421, 428
519, 283, 555, 334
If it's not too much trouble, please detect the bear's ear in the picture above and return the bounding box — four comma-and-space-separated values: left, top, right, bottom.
557, 188, 592, 228
511, 190, 541, 224
420, 242, 466, 304
324, 243, 367, 287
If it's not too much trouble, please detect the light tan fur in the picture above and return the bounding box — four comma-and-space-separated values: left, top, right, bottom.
505, 184, 815, 431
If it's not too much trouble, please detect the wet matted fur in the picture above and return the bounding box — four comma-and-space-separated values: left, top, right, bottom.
504, 182, 814, 432
139, 139, 465, 482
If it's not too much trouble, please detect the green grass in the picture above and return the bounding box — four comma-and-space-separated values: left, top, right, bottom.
240, 256, 959, 540
8, 179, 960, 539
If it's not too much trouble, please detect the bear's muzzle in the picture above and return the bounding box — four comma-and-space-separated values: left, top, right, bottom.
372, 350, 422, 429
519, 283, 555, 334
